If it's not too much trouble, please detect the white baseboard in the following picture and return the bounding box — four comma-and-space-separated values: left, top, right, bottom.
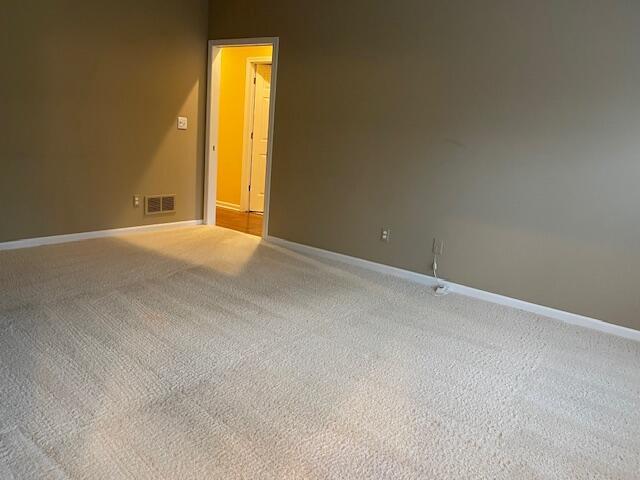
216, 201, 241, 211
0, 220, 203, 251
265, 235, 640, 342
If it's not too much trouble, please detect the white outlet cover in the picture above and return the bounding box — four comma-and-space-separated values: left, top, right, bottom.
177, 117, 188, 130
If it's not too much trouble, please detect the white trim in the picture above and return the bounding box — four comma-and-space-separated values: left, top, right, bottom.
264, 235, 640, 342
240, 56, 273, 213
208, 37, 278, 47
263, 40, 279, 238
0, 220, 203, 251
203, 42, 221, 226
205, 37, 279, 238
216, 201, 241, 211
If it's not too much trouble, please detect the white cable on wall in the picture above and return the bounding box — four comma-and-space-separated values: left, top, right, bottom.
432, 254, 450, 296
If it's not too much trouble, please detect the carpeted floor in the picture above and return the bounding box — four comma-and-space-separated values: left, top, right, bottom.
0, 226, 638, 479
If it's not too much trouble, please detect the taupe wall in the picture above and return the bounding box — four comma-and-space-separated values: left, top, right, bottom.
1, 0, 208, 242
210, 0, 640, 330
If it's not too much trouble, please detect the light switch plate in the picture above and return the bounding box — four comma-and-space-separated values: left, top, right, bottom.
177, 117, 188, 130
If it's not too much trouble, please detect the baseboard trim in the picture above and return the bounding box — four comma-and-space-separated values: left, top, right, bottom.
216, 201, 241, 211
0, 220, 203, 251
265, 235, 640, 342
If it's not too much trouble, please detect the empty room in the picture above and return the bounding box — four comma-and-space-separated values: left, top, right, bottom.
1, 1, 639, 479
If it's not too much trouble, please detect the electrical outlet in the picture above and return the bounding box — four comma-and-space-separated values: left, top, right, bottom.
380, 227, 391, 242
133, 195, 141, 208
177, 116, 188, 130
432, 238, 444, 256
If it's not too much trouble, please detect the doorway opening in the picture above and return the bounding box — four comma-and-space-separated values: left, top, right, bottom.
204, 38, 279, 238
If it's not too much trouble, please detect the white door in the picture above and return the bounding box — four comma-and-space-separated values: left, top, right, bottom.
249, 63, 271, 213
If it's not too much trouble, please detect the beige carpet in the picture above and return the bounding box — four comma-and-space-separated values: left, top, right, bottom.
0, 226, 638, 479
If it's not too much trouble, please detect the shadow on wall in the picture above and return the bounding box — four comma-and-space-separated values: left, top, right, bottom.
0, 0, 208, 243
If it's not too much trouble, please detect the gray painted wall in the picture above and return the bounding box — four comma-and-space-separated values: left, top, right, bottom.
1, 0, 208, 242
210, 0, 640, 330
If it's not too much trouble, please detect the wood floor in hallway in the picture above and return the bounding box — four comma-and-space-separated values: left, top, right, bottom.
216, 207, 263, 236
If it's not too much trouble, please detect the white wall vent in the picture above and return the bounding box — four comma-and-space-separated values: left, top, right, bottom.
145, 195, 176, 215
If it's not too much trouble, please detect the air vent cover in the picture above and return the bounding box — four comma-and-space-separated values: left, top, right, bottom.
162, 195, 175, 212
145, 195, 175, 215
145, 196, 162, 214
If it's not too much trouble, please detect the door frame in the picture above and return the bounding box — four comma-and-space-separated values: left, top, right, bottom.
240, 57, 272, 213
204, 37, 279, 238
